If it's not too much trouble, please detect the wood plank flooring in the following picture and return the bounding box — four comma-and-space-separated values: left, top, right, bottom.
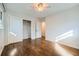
1, 38, 79, 56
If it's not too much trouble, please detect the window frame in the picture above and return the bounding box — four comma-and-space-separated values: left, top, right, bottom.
0, 11, 4, 30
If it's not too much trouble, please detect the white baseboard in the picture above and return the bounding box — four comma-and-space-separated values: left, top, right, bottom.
58, 41, 79, 49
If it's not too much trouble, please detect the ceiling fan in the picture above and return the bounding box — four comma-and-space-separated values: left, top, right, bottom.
32, 3, 51, 12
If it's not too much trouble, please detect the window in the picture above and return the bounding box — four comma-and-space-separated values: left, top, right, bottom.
0, 12, 3, 29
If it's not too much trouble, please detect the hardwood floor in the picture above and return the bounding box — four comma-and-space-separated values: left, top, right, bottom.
1, 38, 79, 56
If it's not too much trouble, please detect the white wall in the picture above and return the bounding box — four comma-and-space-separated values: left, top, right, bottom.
4, 13, 23, 45
31, 19, 41, 39
0, 4, 4, 55
31, 19, 36, 39
36, 19, 41, 38
23, 20, 31, 39
46, 5, 79, 49
5, 8, 42, 40
0, 30, 4, 55
4, 12, 42, 44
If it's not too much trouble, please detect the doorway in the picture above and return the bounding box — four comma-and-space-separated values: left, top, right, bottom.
23, 20, 31, 39
41, 20, 46, 39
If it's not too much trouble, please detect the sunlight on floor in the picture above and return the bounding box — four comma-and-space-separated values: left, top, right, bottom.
54, 43, 73, 56
9, 48, 17, 56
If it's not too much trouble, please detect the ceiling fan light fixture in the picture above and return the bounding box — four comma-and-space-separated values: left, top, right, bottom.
33, 3, 48, 12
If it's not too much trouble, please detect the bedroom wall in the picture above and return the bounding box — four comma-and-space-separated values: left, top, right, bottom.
4, 13, 23, 45
45, 5, 79, 49
31, 18, 41, 39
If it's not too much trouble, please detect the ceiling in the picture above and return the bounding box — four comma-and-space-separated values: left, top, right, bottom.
4, 3, 79, 18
